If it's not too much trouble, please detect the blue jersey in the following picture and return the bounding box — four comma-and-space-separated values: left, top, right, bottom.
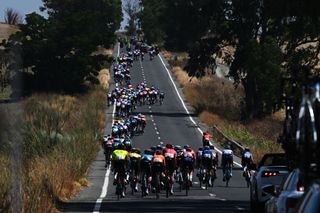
202, 150, 214, 160
141, 154, 153, 161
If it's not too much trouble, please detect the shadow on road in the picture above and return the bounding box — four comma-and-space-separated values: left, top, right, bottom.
135, 111, 197, 118
59, 198, 250, 213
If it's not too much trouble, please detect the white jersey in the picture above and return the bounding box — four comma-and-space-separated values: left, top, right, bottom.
223, 149, 233, 155
243, 151, 252, 159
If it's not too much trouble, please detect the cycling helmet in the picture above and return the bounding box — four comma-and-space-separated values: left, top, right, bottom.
244, 147, 250, 152
166, 143, 173, 149
144, 149, 152, 155
156, 144, 163, 150
155, 150, 162, 155
186, 147, 192, 152
198, 147, 203, 151
204, 146, 210, 150
174, 145, 181, 151
224, 145, 231, 149
184, 144, 190, 149
117, 143, 126, 150
209, 145, 215, 150
131, 148, 141, 154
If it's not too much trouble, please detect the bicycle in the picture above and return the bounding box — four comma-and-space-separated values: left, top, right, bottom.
114, 171, 126, 200
182, 166, 192, 196
243, 166, 251, 188
164, 170, 171, 198
140, 172, 150, 197
152, 171, 161, 199
224, 163, 232, 187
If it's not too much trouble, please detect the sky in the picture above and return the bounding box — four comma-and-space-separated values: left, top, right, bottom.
0, 0, 128, 29
0, 0, 44, 23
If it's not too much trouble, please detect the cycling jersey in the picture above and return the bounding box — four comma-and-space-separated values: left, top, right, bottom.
163, 148, 177, 174
221, 149, 233, 166
112, 149, 129, 161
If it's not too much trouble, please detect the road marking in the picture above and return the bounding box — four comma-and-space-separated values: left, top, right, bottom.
158, 55, 242, 167
209, 193, 216, 197
93, 44, 120, 213
156, 131, 160, 135
158, 136, 161, 140
160, 141, 164, 144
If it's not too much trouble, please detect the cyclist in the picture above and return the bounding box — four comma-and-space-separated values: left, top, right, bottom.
221, 145, 234, 182
151, 150, 166, 192
159, 92, 165, 104
163, 143, 177, 195
140, 149, 153, 195
123, 137, 132, 151
129, 148, 141, 192
209, 145, 219, 179
102, 135, 114, 167
201, 146, 215, 186
111, 143, 130, 197
182, 146, 196, 186
202, 132, 211, 147
241, 147, 253, 175
196, 147, 203, 170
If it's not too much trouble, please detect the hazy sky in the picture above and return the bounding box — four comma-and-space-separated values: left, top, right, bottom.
0, 0, 44, 22
0, 0, 127, 29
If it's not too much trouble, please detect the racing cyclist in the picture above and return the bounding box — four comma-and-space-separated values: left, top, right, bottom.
111, 143, 130, 197
163, 143, 177, 195
221, 145, 234, 182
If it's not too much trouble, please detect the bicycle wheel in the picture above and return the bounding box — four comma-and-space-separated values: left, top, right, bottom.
245, 170, 250, 188
154, 173, 160, 199
225, 168, 230, 187
185, 173, 190, 196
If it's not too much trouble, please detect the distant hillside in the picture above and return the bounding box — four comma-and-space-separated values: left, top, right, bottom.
0, 23, 19, 42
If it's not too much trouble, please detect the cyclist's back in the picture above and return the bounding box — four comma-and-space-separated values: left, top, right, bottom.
221, 145, 233, 181
163, 144, 177, 173
241, 148, 253, 167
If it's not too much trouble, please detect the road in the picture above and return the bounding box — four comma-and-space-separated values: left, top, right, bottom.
61, 44, 250, 213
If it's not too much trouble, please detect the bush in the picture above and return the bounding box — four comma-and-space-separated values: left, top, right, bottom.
20, 87, 107, 212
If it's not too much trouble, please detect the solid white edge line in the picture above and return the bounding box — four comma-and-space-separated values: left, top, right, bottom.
158, 55, 242, 167
92, 43, 120, 213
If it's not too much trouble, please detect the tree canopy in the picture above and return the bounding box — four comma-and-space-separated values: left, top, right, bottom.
139, 0, 320, 118
3, 0, 122, 93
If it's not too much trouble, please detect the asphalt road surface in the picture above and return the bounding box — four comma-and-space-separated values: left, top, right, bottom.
61, 44, 250, 213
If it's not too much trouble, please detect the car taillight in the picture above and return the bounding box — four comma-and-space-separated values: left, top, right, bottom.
286, 197, 298, 209
297, 185, 304, 192
261, 171, 279, 177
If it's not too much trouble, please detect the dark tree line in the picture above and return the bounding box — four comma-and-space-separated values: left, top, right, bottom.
1, 0, 122, 93
139, 0, 320, 119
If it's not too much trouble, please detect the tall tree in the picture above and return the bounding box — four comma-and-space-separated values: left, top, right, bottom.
6, 0, 122, 93
4, 8, 22, 25
123, 0, 140, 35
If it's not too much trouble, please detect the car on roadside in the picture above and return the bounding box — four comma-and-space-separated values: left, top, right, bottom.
295, 180, 320, 213
250, 153, 289, 211
264, 168, 304, 213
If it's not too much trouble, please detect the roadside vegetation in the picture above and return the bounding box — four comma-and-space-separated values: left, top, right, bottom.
23, 87, 106, 211
0, 0, 120, 211
166, 54, 283, 162
0, 85, 108, 212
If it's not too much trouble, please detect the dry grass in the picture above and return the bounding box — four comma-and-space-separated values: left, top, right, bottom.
0, 155, 10, 211
0, 23, 19, 42
98, 68, 110, 90
169, 58, 284, 162
19, 87, 107, 212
